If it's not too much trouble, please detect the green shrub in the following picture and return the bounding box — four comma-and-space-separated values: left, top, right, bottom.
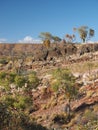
0, 101, 48, 130
76, 110, 98, 130
51, 68, 78, 100
0, 58, 8, 64
51, 80, 60, 92
14, 95, 32, 110
0, 71, 45, 130
1, 93, 33, 111
8, 72, 17, 83
1, 95, 15, 107
15, 75, 27, 88
0, 72, 11, 90
28, 72, 40, 89
0, 71, 16, 84
0, 72, 7, 80
0, 102, 12, 130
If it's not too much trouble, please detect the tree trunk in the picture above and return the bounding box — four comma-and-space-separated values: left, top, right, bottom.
83, 38, 85, 43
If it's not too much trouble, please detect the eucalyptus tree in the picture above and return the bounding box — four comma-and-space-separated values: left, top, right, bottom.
52, 36, 62, 42
39, 32, 53, 41
39, 32, 62, 48
65, 34, 76, 43
39, 32, 61, 42
73, 26, 94, 43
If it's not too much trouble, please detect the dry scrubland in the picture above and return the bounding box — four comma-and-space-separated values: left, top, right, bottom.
0, 42, 98, 130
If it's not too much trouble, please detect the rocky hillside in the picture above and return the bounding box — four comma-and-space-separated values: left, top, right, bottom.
0, 42, 98, 130
0, 42, 98, 60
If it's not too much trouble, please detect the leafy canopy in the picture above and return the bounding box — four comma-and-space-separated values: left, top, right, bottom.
51, 68, 78, 100
73, 26, 94, 43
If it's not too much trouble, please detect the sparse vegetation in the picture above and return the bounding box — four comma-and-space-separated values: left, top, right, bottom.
0, 58, 8, 64
0, 42, 98, 130
51, 68, 78, 101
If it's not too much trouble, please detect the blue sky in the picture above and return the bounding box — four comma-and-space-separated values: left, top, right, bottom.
0, 0, 98, 43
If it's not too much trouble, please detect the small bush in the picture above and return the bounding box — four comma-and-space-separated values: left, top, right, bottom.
0, 72, 7, 80
0, 102, 12, 130
8, 72, 17, 83
28, 72, 40, 89
0, 58, 8, 64
14, 95, 33, 110
52, 113, 68, 124
1, 95, 16, 107
0, 101, 47, 130
51, 68, 78, 100
15, 75, 27, 88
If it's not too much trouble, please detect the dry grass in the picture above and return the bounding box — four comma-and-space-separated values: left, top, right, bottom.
68, 60, 98, 73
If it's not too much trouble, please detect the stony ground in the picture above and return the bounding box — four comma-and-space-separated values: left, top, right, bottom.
29, 52, 98, 129
0, 43, 98, 129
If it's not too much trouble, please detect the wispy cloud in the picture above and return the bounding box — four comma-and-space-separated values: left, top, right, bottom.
0, 38, 7, 43
18, 36, 42, 43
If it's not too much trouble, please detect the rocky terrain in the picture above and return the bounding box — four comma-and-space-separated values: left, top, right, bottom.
0, 42, 98, 130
